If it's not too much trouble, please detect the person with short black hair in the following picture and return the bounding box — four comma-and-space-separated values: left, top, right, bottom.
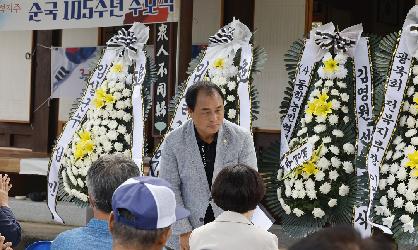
51, 154, 141, 250
109, 176, 190, 250
189, 165, 278, 250
159, 81, 258, 250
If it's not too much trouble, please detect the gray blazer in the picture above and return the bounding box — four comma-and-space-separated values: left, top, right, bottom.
159, 119, 257, 237
189, 211, 279, 250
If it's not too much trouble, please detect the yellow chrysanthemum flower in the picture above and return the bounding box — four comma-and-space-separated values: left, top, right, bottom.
111, 63, 124, 73
306, 92, 332, 117
213, 58, 225, 69
413, 93, 418, 109
406, 150, 418, 169
93, 88, 115, 109
323, 57, 339, 74
74, 130, 94, 161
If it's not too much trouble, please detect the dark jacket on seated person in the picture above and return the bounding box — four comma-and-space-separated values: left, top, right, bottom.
0, 206, 21, 246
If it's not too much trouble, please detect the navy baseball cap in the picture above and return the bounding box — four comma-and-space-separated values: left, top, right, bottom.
112, 176, 190, 230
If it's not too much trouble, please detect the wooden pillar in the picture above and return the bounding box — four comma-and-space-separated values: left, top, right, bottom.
31, 30, 60, 152
177, 0, 193, 85
222, 0, 255, 31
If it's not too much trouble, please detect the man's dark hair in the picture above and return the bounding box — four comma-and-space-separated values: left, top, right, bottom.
185, 81, 225, 111
211, 165, 265, 213
111, 209, 169, 248
86, 154, 140, 213
289, 225, 393, 250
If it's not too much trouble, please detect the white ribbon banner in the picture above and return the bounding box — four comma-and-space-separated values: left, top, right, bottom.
353, 37, 374, 237
366, 30, 413, 234
47, 49, 116, 223
280, 142, 313, 173
132, 51, 146, 171
150, 19, 254, 176
237, 44, 254, 131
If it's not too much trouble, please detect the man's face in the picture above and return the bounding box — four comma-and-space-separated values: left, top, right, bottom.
189, 90, 224, 136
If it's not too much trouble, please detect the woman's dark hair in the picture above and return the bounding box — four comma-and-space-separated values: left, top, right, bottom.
211, 165, 265, 213
185, 81, 225, 111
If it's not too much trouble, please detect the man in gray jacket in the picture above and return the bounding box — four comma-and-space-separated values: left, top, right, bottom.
159, 81, 257, 250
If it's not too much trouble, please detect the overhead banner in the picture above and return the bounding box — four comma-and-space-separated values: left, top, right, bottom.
51, 46, 103, 98
0, 0, 179, 31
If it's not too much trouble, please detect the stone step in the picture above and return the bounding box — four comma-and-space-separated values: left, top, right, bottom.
9, 198, 92, 227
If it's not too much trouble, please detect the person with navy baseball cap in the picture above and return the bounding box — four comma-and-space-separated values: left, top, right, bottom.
109, 176, 190, 250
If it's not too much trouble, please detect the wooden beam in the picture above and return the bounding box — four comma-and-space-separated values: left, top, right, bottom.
222, 0, 255, 31
177, 0, 193, 85
305, 0, 313, 35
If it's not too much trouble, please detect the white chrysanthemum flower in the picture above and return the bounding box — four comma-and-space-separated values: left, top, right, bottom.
403, 102, 411, 112
307, 189, 317, 200
401, 215, 412, 224
392, 195, 405, 209
331, 89, 339, 96
400, 115, 407, 127
382, 215, 395, 228
117, 125, 126, 134
379, 179, 387, 190
315, 171, 325, 181
397, 167, 408, 181
277, 170, 283, 181
332, 129, 344, 137
403, 219, 415, 233
328, 114, 338, 125
331, 99, 341, 110
123, 113, 132, 122
375, 206, 389, 216
393, 151, 402, 161
339, 184, 349, 196
398, 183, 407, 194
314, 79, 323, 87
307, 135, 320, 145
331, 157, 341, 168
319, 182, 331, 194
341, 106, 349, 114
317, 158, 330, 170
413, 66, 418, 75
407, 116, 416, 128
408, 178, 418, 192
329, 145, 339, 155
293, 208, 304, 217
405, 189, 416, 201
405, 201, 416, 214
294, 180, 304, 190
114, 142, 123, 152
393, 136, 402, 145
312, 208, 325, 218
324, 80, 334, 87
340, 93, 349, 102
385, 151, 393, 161
328, 199, 337, 207
314, 124, 326, 133
211, 75, 228, 86
291, 190, 299, 199
387, 174, 396, 185
343, 143, 355, 154
277, 188, 282, 199
228, 109, 236, 119
227, 95, 235, 102
282, 204, 291, 215
411, 137, 418, 145
305, 179, 315, 189
315, 115, 326, 123
380, 196, 388, 206
319, 146, 328, 156
323, 136, 332, 144
297, 127, 308, 136
305, 114, 313, 123
311, 89, 321, 97
343, 116, 349, 123
387, 188, 396, 199
395, 142, 406, 151
329, 170, 339, 181
342, 161, 354, 174
406, 129, 417, 138
336, 81, 347, 88
227, 81, 236, 90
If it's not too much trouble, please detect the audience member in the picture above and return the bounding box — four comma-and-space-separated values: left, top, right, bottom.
0, 174, 21, 247
51, 154, 141, 250
289, 225, 393, 250
189, 165, 278, 250
109, 176, 190, 250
